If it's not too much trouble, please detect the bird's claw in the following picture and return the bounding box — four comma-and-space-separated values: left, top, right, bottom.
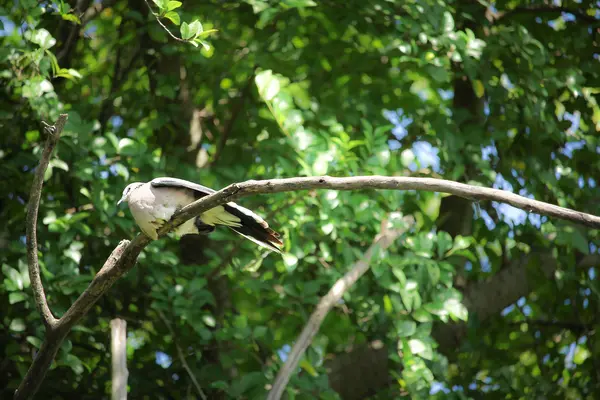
149, 219, 167, 240
41, 121, 56, 135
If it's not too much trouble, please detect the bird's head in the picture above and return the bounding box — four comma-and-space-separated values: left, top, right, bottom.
117, 182, 144, 205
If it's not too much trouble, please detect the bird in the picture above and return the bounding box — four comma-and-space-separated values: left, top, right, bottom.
117, 177, 283, 253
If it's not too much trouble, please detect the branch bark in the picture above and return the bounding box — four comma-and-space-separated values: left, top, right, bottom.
172, 176, 600, 232
111, 318, 128, 400
16, 125, 600, 399
26, 115, 68, 330
267, 217, 409, 400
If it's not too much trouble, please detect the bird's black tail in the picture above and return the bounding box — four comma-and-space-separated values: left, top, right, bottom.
223, 204, 283, 253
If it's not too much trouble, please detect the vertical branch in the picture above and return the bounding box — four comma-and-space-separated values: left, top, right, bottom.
266, 218, 409, 400
26, 114, 68, 330
111, 318, 128, 400
157, 310, 208, 400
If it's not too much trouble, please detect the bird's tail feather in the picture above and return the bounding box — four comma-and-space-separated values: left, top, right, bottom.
223, 204, 283, 253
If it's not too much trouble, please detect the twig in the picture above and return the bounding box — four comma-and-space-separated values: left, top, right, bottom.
26, 115, 68, 329
267, 218, 408, 399
110, 318, 128, 400
156, 310, 208, 400
142, 0, 187, 43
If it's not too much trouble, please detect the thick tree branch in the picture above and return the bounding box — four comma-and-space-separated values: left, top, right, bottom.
267, 218, 409, 400
172, 176, 600, 232
26, 114, 68, 330
17, 139, 600, 399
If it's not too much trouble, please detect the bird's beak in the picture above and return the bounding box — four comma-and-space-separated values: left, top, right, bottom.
117, 197, 125, 206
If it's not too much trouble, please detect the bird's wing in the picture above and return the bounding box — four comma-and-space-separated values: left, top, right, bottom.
150, 177, 283, 252
150, 177, 215, 198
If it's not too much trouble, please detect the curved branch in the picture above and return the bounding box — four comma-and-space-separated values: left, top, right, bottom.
26, 114, 68, 330
267, 217, 408, 400
172, 176, 600, 232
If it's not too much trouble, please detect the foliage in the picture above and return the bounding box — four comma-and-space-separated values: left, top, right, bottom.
1, 0, 599, 399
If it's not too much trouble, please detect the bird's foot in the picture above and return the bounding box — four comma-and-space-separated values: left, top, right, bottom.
148, 218, 167, 240
41, 121, 56, 135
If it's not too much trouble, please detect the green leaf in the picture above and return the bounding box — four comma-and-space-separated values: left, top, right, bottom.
61, 13, 81, 24
555, 225, 590, 254
436, 231, 453, 258
299, 358, 319, 377
164, 11, 180, 25
282, 253, 298, 271
202, 315, 216, 327
427, 264, 440, 286
118, 138, 138, 155
9, 292, 27, 304
195, 29, 218, 39
27, 336, 43, 348
10, 318, 26, 332
573, 346, 591, 365
446, 235, 472, 256
396, 320, 417, 337
188, 20, 203, 37
166, 0, 182, 11
25, 29, 56, 49
444, 298, 468, 321
255, 70, 281, 101
198, 39, 211, 51
3, 264, 23, 290
63, 354, 84, 375
180, 22, 192, 40
50, 158, 69, 171
152, 0, 168, 10
253, 326, 268, 338
442, 11, 455, 33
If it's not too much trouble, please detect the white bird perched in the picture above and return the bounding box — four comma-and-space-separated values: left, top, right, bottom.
117, 177, 283, 253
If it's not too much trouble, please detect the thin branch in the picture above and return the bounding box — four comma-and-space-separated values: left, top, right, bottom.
267, 218, 409, 400
156, 310, 208, 400
171, 176, 600, 233
26, 114, 68, 330
142, 0, 187, 43
110, 318, 128, 400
